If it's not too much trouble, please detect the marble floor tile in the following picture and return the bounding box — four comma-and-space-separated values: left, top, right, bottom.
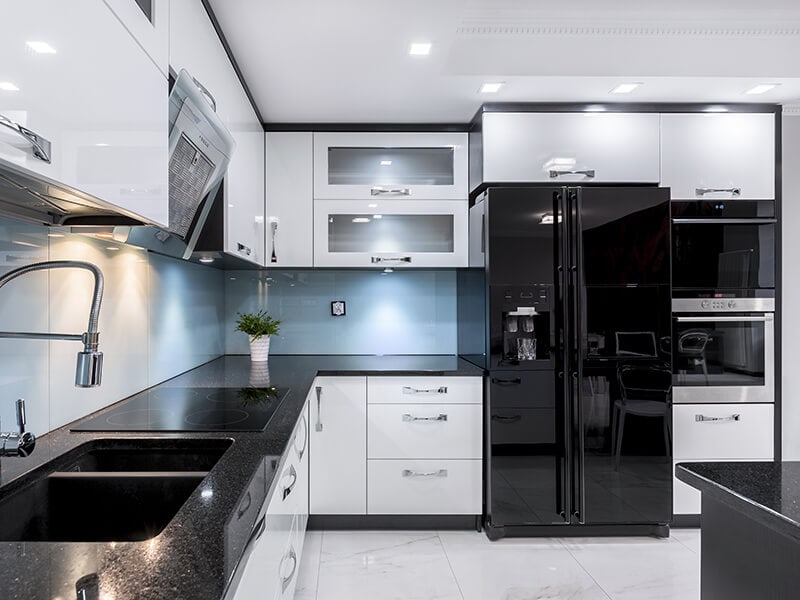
439, 531, 611, 600
561, 536, 700, 600
295, 531, 322, 600
670, 528, 701, 554
315, 531, 463, 600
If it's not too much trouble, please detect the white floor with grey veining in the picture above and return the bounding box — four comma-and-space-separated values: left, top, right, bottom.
295, 529, 700, 600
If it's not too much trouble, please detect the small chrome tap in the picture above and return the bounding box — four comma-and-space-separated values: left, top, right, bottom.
0, 399, 35, 458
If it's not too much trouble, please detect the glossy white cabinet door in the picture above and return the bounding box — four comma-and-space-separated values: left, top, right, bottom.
1, 1, 169, 227
367, 376, 482, 404
103, 0, 169, 75
225, 129, 265, 265
673, 403, 774, 460
266, 132, 314, 267
308, 377, 367, 515
661, 113, 775, 200
482, 112, 661, 183
468, 198, 486, 268
313, 132, 469, 200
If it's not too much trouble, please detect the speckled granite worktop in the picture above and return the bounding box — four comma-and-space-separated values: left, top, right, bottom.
676, 462, 800, 541
0, 355, 482, 600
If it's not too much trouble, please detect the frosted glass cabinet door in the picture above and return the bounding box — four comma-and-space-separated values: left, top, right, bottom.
313, 200, 468, 267
660, 113, 775, 200
0, 1, 169, 227
481, 112, 661, 183
313, 132, 468, 199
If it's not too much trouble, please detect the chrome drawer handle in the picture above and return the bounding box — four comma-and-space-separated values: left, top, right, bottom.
549, 169, 595, 179
695, 414, 741, 423
236, 242, 252, 256
402, 386, 448, 395
402, 469, 448, 478
0, 114, 52, 163
402, 413, 448, 422
280, 546, 298, 592
371, 186, 411, 196
695, 187, 741, 197
281, 464, 298, 500
371, 256, 412, 264
315, 386, 323, 432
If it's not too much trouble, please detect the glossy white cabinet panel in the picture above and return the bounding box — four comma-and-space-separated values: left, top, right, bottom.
481, 112, 661, 183
266, 132, 313, 267
673, 458, 771, 515
308, 377, 367, 515
367, 459, 482, 515
314, 132, 468, 200
224, 130, 265, 265
673, 404, 774, 460
313, 200, 468, 268
367, 376, 482, 404
468, 198, 485, 268
368, 404, 482, 459
661, 113, 775, 200
103, 0, 169, 75
1, 1, 169, 226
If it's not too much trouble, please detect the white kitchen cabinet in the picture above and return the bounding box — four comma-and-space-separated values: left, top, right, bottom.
313, 199, 468, 268
367, 376, 482, 404
266, 132, 314, 267
308, 377, 367, 515
661, 113, 775, 200
313, 132, 468, 200
103, 0, 169, 75
480, 112, 661, 185
0, 1, 169, 227
170, 0, 265, 265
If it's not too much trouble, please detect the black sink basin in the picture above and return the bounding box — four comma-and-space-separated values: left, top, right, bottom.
0, 438, 233, 542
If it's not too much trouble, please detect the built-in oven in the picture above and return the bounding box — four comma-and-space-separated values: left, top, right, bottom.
672, 199, 775, 296
672, 298, 774, 403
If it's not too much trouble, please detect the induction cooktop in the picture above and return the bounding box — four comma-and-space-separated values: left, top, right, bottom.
71, 386, 290, 432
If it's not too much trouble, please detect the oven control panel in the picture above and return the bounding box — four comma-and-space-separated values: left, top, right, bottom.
673, 297, 775, 313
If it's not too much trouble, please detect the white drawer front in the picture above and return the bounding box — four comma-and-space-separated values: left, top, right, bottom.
368, 376, 482, 404
368, 404, 481, 459
368, 459, 482, 515
673, 404, 774, 460
673, 459, 771, 515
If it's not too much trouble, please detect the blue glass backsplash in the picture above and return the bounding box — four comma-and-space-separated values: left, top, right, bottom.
225, 270, 458, 355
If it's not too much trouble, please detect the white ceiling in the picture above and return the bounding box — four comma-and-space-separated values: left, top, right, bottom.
207, 0, 800, 124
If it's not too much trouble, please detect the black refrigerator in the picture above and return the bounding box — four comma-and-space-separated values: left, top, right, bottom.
466, 186, 672, 539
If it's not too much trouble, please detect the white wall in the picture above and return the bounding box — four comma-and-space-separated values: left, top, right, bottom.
782, 111, 800, 459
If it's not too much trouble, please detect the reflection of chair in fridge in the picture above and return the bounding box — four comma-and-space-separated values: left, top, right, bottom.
611, 363, 672, 469
678, 329, 710, 384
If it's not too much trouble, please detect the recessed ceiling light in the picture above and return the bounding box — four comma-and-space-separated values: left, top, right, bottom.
26, 41, 56, 54
610, 83, 642, 94
95, 143, 110, 147
380, 160, 392, 166
480, 82, 504, 94
409, 42, 432, 56
745, 84, 780, 95
199, 256, 215, 263
352, 217, 371, 223
368, 203, 378, 208
0, 82, 20, 92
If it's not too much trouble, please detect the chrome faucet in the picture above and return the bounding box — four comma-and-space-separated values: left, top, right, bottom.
0, 260, 104, 387
0, 399, 35, 457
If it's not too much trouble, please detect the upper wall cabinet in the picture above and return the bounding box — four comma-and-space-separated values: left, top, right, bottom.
103, 0, 169, 76
660, 113, 775, 200
313, 132, 469, 200
0, 1, 169, 227
170, 0, 265, 265
266, 132, 314, 267
478, 112, 661, 187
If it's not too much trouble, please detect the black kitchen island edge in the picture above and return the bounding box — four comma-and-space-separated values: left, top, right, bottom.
0, 354, 483, 600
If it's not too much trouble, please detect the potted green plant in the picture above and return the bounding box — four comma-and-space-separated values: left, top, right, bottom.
235, 310, 280, 362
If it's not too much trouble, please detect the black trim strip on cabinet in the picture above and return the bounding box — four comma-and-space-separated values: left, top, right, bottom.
308, 515, 481, 530
263, 122, 471, 133
775, 109, 783, 463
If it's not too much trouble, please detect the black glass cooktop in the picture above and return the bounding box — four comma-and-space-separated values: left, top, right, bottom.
71, 386, 290, 432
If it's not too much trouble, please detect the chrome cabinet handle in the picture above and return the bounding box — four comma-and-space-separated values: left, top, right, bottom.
402, 469, 448, 478
315, 386, 323, 432
192, 76, 217, 111
279, 546, 298, 592
270, 219, 278, 263
371, 186, 411, 196
549, 169, 595, 179
695, 414, 741, 423
0, 114, 52, 163
491, 377, 522, 385
236, 243, 252, 256
695, 187, 741, 197
492, 414, 523, 423
402, 386, 448, 395
281, 464, 298, 500
402, 413, 448, 422
295, 413, 308, 460
371, 256, 412, 264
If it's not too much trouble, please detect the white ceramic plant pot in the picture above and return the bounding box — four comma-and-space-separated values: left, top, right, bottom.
249, 336, 271, 362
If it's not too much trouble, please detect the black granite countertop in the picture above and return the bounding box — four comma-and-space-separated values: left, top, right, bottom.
0, 354, 482, 600
676, 462, 800, 542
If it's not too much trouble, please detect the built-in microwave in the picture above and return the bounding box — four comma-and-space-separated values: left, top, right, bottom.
313, 199, 468, 268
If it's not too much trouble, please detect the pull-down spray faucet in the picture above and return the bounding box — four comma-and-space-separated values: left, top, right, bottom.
0, 260, 104, 387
